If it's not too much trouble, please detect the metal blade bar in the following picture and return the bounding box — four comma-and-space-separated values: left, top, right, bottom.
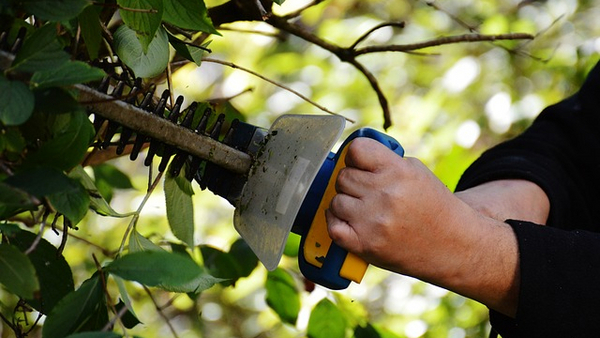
0, 50, 253, 175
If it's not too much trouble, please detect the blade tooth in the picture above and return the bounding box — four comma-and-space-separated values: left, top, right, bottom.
169, 102, 199, 177
144, 90, 170, 166
129, 89, 156, 161
157, 95, 186, 172
116, 83, 143, 155
10, 27, 26, 54
101, 81, 128, 149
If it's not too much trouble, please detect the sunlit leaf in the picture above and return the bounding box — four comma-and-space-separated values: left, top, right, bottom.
7, 228, 75, 314
307, 299, 347, 338
42, 274, 106, 338
10, 25, 70, 73
20, 0, 91, 21
106, 251, 220, 293
117, 0, 163, 53
0, 243, 39, 299
128, 229, 165, 253
114, 25, 169, 78
0, 76, 34, 126
164, 171, 194, 247
163, 0, 218, 34
167, 32, 208, 67
69, 166, 133, 218
265, 268, 300, 324
30, 61, 106, 89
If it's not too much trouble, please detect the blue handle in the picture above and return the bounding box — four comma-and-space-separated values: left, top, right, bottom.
293, 128, 404, 289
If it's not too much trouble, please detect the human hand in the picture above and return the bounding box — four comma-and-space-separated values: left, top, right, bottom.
326, 138, 477, 278
326, 138, 520, 316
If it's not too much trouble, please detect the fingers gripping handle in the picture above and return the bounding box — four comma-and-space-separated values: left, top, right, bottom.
297, 128, 404, 289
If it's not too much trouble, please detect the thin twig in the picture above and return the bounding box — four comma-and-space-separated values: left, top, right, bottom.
200, 57, 355, 123
282, 0, 326, 20
24, 209, 50, 255
354, 33, 534, 55
425, 1, 479, 32
349, 21, 406, 50
143, 286, 179, 338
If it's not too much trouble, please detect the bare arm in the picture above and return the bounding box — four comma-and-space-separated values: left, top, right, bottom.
326, 139, 549, 318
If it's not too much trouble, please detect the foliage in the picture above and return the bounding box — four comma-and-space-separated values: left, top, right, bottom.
0, 0, 599, 337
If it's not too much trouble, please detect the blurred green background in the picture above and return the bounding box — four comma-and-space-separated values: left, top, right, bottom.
3, 0, 600, 337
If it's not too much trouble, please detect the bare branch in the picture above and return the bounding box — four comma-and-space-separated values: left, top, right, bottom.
354, 33, 534, 55
349, 21, 406, 50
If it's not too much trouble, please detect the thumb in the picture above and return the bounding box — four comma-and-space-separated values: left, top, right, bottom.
326, 209, 361, 254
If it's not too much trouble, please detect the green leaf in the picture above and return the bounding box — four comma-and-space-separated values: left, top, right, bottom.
4, 167, 90, 224
0, 181, 37, 219
22, 110, 95, 171
6, 228, 75, 314
42, 274, 106, 338
113, 24, 169, 78
167, 32, 208, 67
307, 299, 347, 338
0, 76, 35, 126
92, 163, 134, 202
106, 251, 220, 293
64, 332, 122, 338
114, 277, 140, 329
265, 268, 300, 325
47, 176, 90, 225
11, 25, 70, 73
78, 4, 103, 59
21, 0, 91, 21
117, 0, 163, 53
30, 61, 106, 89
5, 166, 75, 197
200, 245, 242, 286
353, 324, 384, 338
116, 300, 141, 329
273, 0, 286, 4
69, 166, 133, 218
228, 239, 259, 278
163, 0, 219, 34
33, 87, 81, 115
128, 229, 165, 253
0, 243, 40, 299
164, 171, 194, 247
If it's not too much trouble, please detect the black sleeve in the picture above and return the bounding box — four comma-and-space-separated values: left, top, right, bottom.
455, 60, 600, 337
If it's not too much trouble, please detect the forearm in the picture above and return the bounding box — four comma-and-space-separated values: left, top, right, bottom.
455, 179, 550, 225
400, 196, 520, 317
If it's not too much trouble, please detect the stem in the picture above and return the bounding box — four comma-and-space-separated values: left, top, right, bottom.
116, 171, 164, 256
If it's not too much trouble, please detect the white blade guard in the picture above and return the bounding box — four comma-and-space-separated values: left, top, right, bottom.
233, 114, 345, 271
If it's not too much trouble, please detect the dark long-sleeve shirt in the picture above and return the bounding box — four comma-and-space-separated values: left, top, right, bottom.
455, 60, 600, 337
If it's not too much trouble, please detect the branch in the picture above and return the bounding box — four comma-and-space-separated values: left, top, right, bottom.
199, 57, 354, 123
354, 33, 534, 55
349, 21, 406, 50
